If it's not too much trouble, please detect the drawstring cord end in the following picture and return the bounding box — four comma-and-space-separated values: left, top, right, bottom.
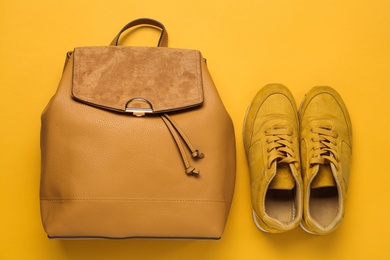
192, 150, 204, 159
186, 167, 200, 176
161, 114, 205, 176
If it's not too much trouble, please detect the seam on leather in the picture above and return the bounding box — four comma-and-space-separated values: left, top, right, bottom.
41, 198, 231, 203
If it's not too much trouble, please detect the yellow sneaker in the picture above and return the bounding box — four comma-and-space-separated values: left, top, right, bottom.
299, 86, 352, 235
243, 84, 302, 233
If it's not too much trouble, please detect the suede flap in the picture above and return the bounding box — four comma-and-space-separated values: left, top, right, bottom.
72, 46, 203, 113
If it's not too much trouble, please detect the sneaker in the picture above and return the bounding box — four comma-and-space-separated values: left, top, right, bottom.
243, 84, 302, 233
299, 86, 352, 235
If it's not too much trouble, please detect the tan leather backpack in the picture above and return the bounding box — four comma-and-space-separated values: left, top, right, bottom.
40, 18, 236, 239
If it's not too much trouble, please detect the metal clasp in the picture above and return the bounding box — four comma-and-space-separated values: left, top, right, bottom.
125, 98, 153, 116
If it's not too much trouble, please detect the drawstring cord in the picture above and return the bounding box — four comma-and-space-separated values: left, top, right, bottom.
160, 113, 204, 175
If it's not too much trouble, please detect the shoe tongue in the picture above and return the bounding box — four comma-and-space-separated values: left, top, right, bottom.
268, 163, 295, 190
311, 163, 337, 188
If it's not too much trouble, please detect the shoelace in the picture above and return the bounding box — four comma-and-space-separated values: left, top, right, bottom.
265, 126, 298, 169
309, 126, 339, 170
160, 114, 204, 175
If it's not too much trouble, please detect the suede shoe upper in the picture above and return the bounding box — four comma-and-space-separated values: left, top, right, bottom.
299, 86, 352, 235
243, 84, 302, 233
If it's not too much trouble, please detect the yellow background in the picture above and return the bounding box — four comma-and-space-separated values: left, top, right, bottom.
1, 0, 390, 259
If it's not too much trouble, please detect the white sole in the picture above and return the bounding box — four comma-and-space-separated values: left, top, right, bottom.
299, 222, 317, 235
252, 210, 269, 233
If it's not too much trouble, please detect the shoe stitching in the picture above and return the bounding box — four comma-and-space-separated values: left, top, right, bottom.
290, 198, 295, 221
